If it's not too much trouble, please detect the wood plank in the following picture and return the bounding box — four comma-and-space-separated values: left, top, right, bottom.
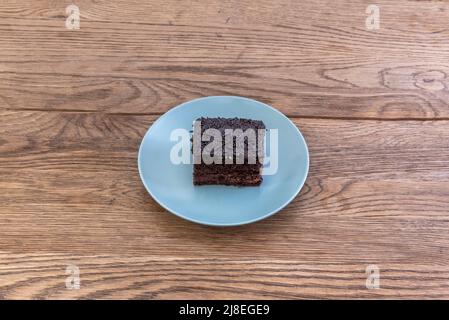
1, 1, 449, 118
1, 111, 449, 178
0, 254, 448, 299
0, 111, 448, 267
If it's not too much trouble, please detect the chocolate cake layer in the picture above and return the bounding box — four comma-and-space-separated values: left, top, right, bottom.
193, 173, 262, 186
194, 163, 261, 174
194, 117, 265, 164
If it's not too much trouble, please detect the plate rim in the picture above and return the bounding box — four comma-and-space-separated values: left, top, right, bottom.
138, 95, 310, 227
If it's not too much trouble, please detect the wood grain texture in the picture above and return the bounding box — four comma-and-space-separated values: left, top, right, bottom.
1, 254, 449, 299
2, 0, 449, 118
1, 0, 449, 299
1, 111, 449, 298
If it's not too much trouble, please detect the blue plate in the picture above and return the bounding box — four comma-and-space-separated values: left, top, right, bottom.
138, 96, 309, 226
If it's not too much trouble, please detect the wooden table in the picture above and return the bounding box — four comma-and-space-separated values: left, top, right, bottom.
1, 0, 448, 299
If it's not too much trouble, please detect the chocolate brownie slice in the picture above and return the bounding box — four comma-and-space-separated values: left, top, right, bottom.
192, 117, 265, 186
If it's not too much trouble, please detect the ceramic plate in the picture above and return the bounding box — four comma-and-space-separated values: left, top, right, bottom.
138, 96, 309, 226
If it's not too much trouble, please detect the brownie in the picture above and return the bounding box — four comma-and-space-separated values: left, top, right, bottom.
192, 117, 265, 186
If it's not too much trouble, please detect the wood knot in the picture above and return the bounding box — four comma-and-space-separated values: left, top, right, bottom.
414, 70, 447, 91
